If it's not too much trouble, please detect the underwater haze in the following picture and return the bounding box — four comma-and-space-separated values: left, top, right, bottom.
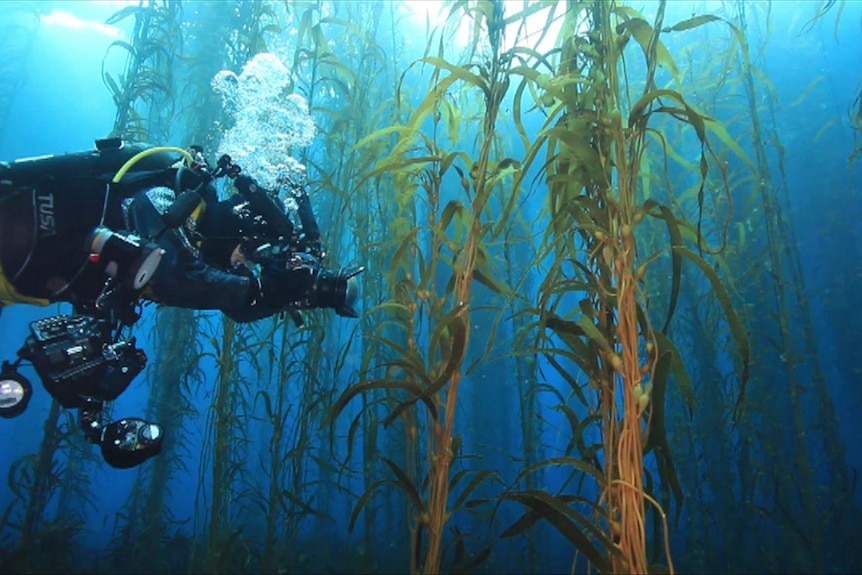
1, 0, 861, 573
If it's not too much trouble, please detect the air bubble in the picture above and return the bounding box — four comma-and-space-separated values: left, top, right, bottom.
212, 53, 316, 194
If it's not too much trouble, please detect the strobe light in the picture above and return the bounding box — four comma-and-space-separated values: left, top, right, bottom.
0, 363, 32, 418
88, 227, 164, 290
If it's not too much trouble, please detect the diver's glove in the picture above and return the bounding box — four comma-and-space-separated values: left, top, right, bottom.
256, 254, 364, 317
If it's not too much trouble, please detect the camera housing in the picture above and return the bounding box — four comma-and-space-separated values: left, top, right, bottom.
19, 315, 147, 409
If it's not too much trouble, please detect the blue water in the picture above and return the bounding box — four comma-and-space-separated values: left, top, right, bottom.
1, 1, 861, 574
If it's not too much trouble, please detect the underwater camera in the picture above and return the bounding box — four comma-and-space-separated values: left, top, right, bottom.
257, 249, 364, 319
313, 263, 364, 318
10, 315, 147, 413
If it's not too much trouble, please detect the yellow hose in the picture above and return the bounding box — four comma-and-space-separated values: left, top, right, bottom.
112, 145, 195, 183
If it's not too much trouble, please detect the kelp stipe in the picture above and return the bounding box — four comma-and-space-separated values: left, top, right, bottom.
720, 2, 855, 570
0, 401, 73, 572
193, 7, 283, 569
500, 2, 761, 573
102, 1, 182, 142
97, 3, 207, 572
0, 7, 92, 572
331, 1, 560, 572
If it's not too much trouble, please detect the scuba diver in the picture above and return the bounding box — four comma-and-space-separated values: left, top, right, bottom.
0, 138, 363, 468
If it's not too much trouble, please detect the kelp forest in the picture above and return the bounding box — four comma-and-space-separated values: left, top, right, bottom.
0, 0, 860, 574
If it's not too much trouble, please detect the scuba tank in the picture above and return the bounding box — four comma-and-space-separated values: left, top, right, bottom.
0, 138, 183, 189
0, 139, 194, 305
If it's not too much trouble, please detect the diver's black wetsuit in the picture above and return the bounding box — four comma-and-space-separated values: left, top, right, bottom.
0, 142, 363, 468
0, 148, 281, 322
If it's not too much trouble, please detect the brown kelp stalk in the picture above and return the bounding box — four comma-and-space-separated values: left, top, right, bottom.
100, 4, 199, 571
596, 1, 656, 569
102, 1, 178, 141
731, 1, 853, 564
531, 1, 752, 571
295, 2, 399, 564
16, 401, 64, 556
203, 317, 239, 573
332, 1, 521, 572
420, 4, 513, 571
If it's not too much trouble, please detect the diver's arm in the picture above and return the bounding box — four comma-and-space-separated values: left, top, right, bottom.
148, 252, 282, 323
125, 187, 281, 322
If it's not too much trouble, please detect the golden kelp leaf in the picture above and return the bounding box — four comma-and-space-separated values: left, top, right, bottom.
575, 315, 613, 355
441, 96, 461, 142
330, 378, 437, 424
788, 75, 827, 109
802, 1, 837, 32
350, 125, 411, 154
343, 399, 384, 469
495, 0, 557, 29
673, 246, 751, 417
473, 268, 509, 297
643, 349, 685, 526
319, 52, 358, 84
452, 469, 497, 512
427, 311, 468, 396
553, 406, 600, 458
103, 72, 123, 101
614, 17, 679, 80
662, 13, 750, 71
492, 131, 550, 239
402, 72, 463, 136
279, 490, 331, 520
541, 352, 590, 407
319, 16, 365, 38
440, 200, 465, 231
814, 118, 836, 144
545, 126, 600, 163
420, 57, 489, 93
390, 227, 420, 278
349, 479, 390, 532
645, 127, 693, 175
500, 493, 603, 539
543, 313, 585, 337
703, 118, 755, 173
640, 150, 653, 199
382, 457, 425, 512
651, 331, 695, 413
512, 75, 532, 151
441, 150, 473, 177
500, 510, 542, 539
629, 90, 705, 141
662, 14, 722, 32
501, 490, 612, 573
485, 162, 521, 192
645, 202, 683, 334
255, 390, 274, 422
